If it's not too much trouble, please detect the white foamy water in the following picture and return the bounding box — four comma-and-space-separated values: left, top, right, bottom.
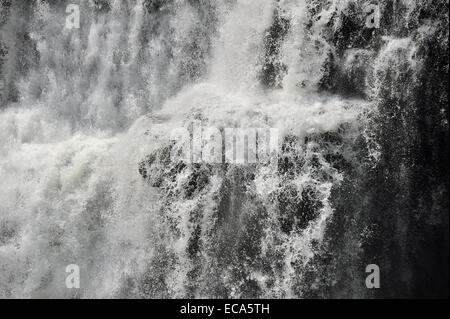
0, 0, 375, 298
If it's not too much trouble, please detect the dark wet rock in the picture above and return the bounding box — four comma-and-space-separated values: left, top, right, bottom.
310, 0, 449, 298
278, 185, 322, 233
91, 0, 112, 13
144, 0, 169, 14
335, 49, 374, 97
0, 220, 17, 245
260, 7, 290, 88
182, 165, 211, 199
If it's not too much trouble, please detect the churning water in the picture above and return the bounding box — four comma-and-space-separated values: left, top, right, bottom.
0, 0, 448, 298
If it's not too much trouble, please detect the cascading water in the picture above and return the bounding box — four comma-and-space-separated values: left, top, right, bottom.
0, 0, 448, 298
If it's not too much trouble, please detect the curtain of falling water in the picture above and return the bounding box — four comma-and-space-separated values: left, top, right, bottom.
0, 0, 448, 298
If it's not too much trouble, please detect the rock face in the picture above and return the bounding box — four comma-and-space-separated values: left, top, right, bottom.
0, 0, 448, 298
321, 0, 449, 298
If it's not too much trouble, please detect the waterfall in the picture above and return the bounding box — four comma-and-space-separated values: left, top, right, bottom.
0, 0, 448, 298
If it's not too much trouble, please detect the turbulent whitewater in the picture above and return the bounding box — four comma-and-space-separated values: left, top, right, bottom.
0, 0, 448, 298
